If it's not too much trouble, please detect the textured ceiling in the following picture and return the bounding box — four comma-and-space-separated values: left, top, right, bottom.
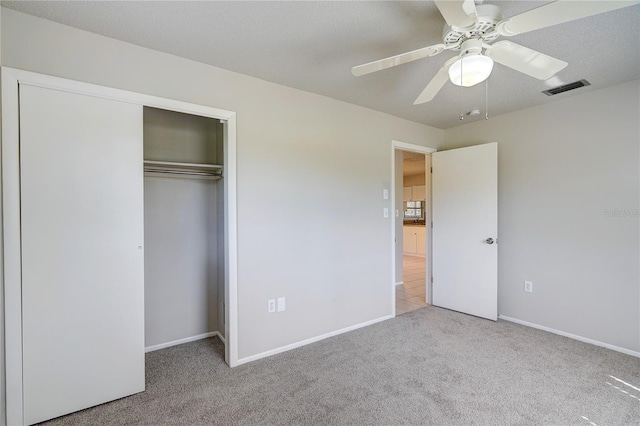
3, 1, 639, 129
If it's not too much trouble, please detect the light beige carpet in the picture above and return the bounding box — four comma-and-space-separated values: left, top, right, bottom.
43, 306, 639, 425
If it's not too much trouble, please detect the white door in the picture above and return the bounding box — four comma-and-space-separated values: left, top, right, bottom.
432, 143, 497, 320
20, 84, 145, 424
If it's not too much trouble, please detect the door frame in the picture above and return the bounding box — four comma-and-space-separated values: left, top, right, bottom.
1, 67, 240, 425
390, 140, 437, 316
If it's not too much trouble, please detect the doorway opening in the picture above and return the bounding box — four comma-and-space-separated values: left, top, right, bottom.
391, 141, 436, 317
397, 151, 428, 314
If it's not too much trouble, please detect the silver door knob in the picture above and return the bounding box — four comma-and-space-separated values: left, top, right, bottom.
485, 238, 495, 244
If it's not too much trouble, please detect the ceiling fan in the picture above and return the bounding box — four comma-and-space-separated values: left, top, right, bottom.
352, 0, 638, 104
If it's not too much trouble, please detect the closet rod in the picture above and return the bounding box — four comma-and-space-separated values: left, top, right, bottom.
143, 169, 223, 179
143, 160, 223, 179
143, 160, 223, 171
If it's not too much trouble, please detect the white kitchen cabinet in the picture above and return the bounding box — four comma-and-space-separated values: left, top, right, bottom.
403, 185, 427, 201
416, 226, 427, 256
403, 186, 413, 202
403, 226, 417, 253
403, 225, 427, 256
412, 185, 426, 201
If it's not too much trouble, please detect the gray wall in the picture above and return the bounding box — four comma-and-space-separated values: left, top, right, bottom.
144, 178, 218, 346
443, 80, 640, 352
143, 107, 222, 348
0, 6, 5, 425
0, 8, 443, 363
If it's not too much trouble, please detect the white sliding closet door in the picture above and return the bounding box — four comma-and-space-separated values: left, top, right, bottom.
19, 85, 145, 425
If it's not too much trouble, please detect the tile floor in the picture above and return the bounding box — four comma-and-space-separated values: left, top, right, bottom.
396, 255, 427, 315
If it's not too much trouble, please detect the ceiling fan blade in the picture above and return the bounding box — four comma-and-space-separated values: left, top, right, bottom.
434, 0, 478, 28
497, 0, 639, 36
486, 41, 567, 80
414, 58, 456, 105
351, 44, 446, 77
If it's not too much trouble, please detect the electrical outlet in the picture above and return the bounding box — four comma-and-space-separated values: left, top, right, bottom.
524, 281, 533, 293
268, 299, 276, 313
277, 297, 286, 312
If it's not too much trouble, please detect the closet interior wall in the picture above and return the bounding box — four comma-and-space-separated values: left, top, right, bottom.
143, 107, 225, 349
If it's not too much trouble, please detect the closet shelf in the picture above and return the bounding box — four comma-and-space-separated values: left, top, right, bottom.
143, 160, 223, 179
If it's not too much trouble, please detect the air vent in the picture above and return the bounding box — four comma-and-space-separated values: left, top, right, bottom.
542, 79, 591, 96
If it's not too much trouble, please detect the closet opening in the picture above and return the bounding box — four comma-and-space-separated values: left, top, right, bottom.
142, 107, 226, 358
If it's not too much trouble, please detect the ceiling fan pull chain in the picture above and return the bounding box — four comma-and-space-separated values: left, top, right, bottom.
485, 78, 489, 120
459, 56, 464, 121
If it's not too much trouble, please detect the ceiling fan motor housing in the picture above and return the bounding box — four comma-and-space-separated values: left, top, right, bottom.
459, 39, 483, 56
443, 4, 503, 47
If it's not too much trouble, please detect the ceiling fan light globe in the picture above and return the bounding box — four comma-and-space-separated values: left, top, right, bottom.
448, 54, 494, 87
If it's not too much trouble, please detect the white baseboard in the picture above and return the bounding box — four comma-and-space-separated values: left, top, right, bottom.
236, 314, 394, 366
217, 333, 226, 345
145, 331, 223, 353
395, 281, 404, 286
498, 315, 640, 358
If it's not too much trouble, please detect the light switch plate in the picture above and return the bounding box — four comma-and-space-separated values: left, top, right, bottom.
383, 208, 389, 218
383, 189, 389, 200
277, 297, 286, 312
